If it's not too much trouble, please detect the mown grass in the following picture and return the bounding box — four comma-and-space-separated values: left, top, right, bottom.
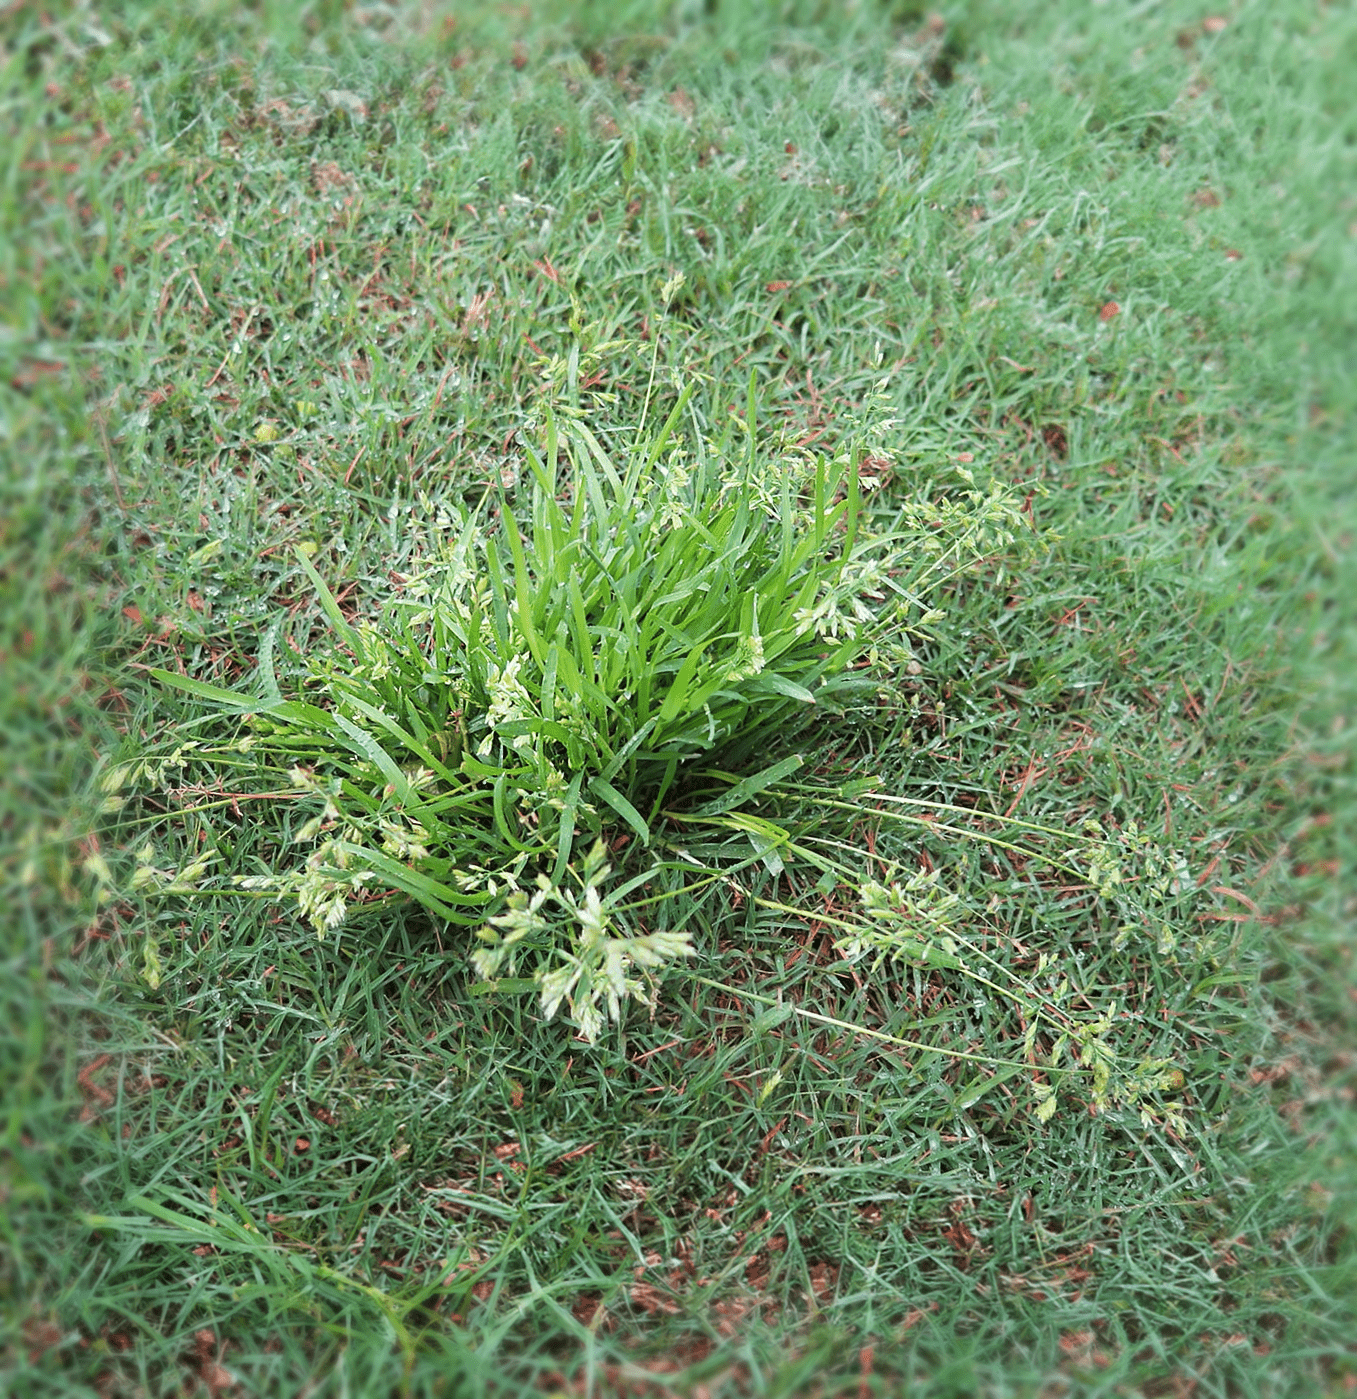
2, 0, 1353, 1394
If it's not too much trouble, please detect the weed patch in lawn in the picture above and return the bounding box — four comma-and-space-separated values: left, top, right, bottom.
125, 393, 1032, 1042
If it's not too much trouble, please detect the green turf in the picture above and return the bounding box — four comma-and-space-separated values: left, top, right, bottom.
2, 0, 1353, 1394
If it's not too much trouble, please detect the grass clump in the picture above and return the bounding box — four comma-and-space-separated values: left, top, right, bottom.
128, 399, 1024, 1040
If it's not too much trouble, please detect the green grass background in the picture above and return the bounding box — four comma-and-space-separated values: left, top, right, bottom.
2, 0, 1353, 1393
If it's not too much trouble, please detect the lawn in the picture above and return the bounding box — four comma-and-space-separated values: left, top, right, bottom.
2, 0, 1354, 1394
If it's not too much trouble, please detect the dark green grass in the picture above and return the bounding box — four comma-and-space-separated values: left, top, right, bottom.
2, 0, 1353, 1394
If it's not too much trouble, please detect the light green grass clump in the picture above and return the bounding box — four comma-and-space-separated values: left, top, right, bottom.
133, 401, 1027, 1040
